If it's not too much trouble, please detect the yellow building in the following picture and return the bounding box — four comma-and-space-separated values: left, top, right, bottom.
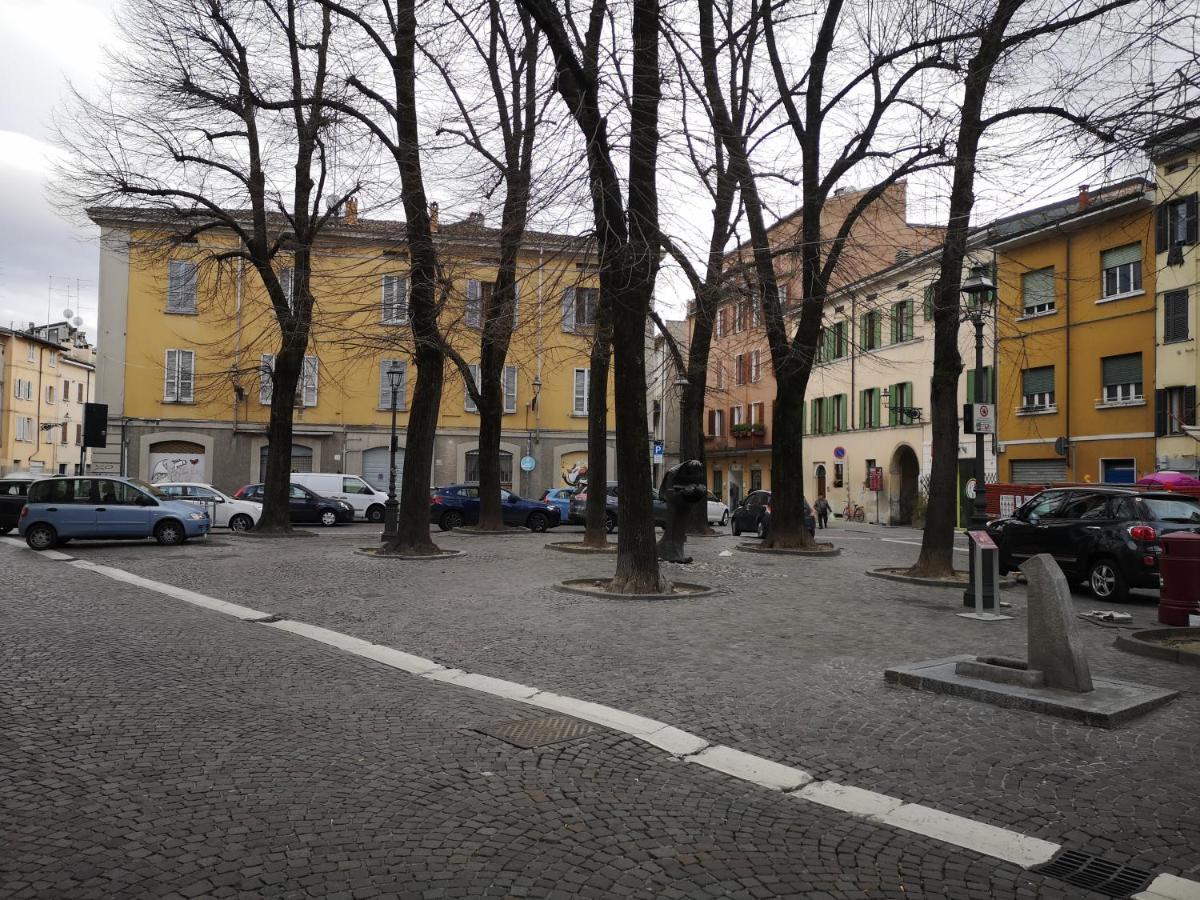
1146, 123, 1199, 473
1, 321, 97, 476
992, 180, 1157, 484
87, 208, 613, 496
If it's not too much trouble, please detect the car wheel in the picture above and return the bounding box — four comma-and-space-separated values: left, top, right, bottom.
229, 514, 254, 532
366, 504, 385, 523
1088, 558, 1129, 602
604, 512, 617, 534
440, 510, 465, 531
319, 509, 339, 527
731, 517, 741, 536
527, 511, 549, 533
720, 510, 729, 526
25, 523, 57, 551
756, 519, 767, 539
154, 520, 185, 546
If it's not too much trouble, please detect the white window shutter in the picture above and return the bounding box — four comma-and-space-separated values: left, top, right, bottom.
465, 363, 480, 413
167, 261, 197, 313
511, 280, 520, 329
467, 280, 481, 328
379, 361, 392, 409
279, 268, 295, 309
562, 288, 576, 333
303, 356, 318, 407
179, 351, 195, 402
383, 275, 408, 323
504, 365, 517, 413
260, 354, 274, 405
573, 368, 588, 415
164, 349, 179, 402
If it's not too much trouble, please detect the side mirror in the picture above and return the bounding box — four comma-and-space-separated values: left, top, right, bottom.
1028, 513, 1040, 525
507, 495, 519, 504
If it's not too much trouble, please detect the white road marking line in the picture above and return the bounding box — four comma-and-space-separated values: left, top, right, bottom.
688, 745, 813, 792
1134, 874, 1200, 900
17, 543, 1200, 894
0, 536, 75, 560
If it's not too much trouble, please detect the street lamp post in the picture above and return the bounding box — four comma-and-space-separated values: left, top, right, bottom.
381, 362, 404, 543
524, 376, 542, 496
961, 264, 996, 608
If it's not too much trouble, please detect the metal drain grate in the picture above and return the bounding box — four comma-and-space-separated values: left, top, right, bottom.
1032, 849, 1154, 898
476, 716, 599, 749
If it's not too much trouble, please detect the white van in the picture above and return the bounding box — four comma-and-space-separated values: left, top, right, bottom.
289, 473, 389, 522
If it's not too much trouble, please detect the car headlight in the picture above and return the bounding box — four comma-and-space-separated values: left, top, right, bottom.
339, 501, 353, 511
546, 505, 556, 511
188, 512, 207, 521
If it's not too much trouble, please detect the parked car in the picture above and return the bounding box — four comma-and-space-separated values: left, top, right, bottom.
156, 482, 262, 532
568, 481, 668, 533
19, 476, 210, 550
541, 487, 576, 522
233, 483, 354, 526
429, 484, 561, 532
707, 492, 730, 526
730, 490, 815, 538
289, 472, 390, 522
0, 474, 41, 535
987, 487, 1200, 601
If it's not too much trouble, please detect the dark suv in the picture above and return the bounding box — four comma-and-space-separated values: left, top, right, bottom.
730, 490, 816, 538
568, 482, 668, 533
986, 487, 1200, 601
0, 476, 40, 534
428, 484, 561, 532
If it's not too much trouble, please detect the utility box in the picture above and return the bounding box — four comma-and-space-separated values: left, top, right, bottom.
1159, 532, 1200, 626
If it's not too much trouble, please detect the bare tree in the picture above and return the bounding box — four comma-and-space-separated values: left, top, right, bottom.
517, 0, 665, 592
57, 0, 356, 533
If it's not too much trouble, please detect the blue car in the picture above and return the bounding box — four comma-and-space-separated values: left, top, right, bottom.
429, 484, 562, 532
540, 487, 576, 522
19, 476, 210, 550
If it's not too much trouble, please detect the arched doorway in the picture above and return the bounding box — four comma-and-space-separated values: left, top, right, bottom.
259, 443, 314, 481
889, 445, 920, 525
814, 464, 827, 500
362, 446, 404, 491
148, 440, 206, 483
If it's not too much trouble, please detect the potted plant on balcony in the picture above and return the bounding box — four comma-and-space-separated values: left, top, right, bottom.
731, 422, 766, 447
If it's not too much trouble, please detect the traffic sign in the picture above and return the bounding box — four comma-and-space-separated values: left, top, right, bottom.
652, 440, 664, 463
868, 466, 883, 492
833, 446, 846, 459
520, 455, 536, 472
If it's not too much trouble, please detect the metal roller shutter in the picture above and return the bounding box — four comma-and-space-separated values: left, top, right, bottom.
1010, 459, 1067, 484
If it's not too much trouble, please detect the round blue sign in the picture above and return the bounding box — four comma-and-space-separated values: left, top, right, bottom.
833, 446, 846, 459
520, 455, 537, 472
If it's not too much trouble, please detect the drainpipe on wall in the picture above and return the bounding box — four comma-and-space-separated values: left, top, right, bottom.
1064, 230, 1073, 479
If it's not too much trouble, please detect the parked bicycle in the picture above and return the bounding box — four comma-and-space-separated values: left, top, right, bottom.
842, 502, 865, 523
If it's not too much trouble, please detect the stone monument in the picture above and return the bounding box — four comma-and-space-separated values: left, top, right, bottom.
656, 460, 708, 564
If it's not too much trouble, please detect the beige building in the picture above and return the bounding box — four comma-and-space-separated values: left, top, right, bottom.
1, 321, 97, 476
1147, 123, 1200, 473
647, 319, 688, 486
801, 245, 997, 526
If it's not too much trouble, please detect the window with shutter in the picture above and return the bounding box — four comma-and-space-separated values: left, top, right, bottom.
382, 274, 408, 324
164, 349, 178, 402
573, 368, 589, 415
735, 353, 746, 385
1021, 366, 1055, 409
279, 268, 295, 310
511, 280, 520, 328
1101, 353, 1143, 403
1100, 243, 1142, 298
1021, 267, 1055, 316
504, 365, 518, 413
260, 354, 274, 405
923, 283, 934, 320
562, 287, 576, 333
1164, 290, 1189, 343
466, 280, 482, 328
179, 351, 195, 403
750, 350, 760, 382
301, 356, 318, 407
167, 260, 198, 314
379, 360, 407, 410
1161, 194, 1199, 250
464, 363, 480, 413
575, 288, 598, 328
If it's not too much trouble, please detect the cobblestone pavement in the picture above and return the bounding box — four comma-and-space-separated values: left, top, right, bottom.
5, 522, 1198, 895
0, 543, 1103, 900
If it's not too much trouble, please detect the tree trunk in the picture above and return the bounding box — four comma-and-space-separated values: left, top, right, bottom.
582, 320, 611, 548
257, 336, 304, 533
764, 369, 813, 548
679, 377, 710, 534
475, 383, 506, 530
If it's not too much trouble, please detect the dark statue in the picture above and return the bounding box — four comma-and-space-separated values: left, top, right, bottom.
656, 459, 708, 563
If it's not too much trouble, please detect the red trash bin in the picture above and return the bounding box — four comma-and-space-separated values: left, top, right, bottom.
1159, 532, 1200, 626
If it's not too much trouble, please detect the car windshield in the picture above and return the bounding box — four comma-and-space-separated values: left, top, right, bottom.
1141, 498, 1200, 522
130, 479, 168, 499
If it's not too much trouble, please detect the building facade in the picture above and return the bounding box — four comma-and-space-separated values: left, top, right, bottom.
801, 246, 997, 526
647, 319, 687, 487
0, 321, 97, 476
992, 180, 1158, 484
1147, 124, 1200, 474
702, 182, 945, 506
87, 209, 615, 497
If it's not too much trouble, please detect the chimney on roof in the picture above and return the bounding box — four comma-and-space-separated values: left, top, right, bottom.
1078, 184, 1090, 210
429, 202, 439, 232
467, 211, 484, 227
344, 197, 358, 225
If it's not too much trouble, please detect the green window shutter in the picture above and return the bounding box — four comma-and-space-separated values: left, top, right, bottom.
1101, 243, 1141, 269
873, 389, 881, 427
985, 365, 995, 403
923, 284, 934, 320
860, 313, 868, 346
859, 390, 867, 428
800, 403, 805, 436
841, 394, 849, 430
823, 397, 834, 434
889, 309, 898, 344
966, 370, 975, 404
888, 384, 898, 426
905, 300, 915, 340
904, 382, 913, 412
811, 398, 820, 434
873, 314, 882, 348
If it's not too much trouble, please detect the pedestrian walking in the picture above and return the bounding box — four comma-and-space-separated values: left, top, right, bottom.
814, 495, 830, 529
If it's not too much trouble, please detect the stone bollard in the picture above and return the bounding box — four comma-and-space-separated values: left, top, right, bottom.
1020, 554, 1093, 693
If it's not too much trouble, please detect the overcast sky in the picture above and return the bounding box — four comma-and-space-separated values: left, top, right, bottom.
0, 0, 114, 335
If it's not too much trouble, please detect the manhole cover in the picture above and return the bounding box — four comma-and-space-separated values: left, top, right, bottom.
476, 716, 598, 749
1032, 849, 1153, 898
